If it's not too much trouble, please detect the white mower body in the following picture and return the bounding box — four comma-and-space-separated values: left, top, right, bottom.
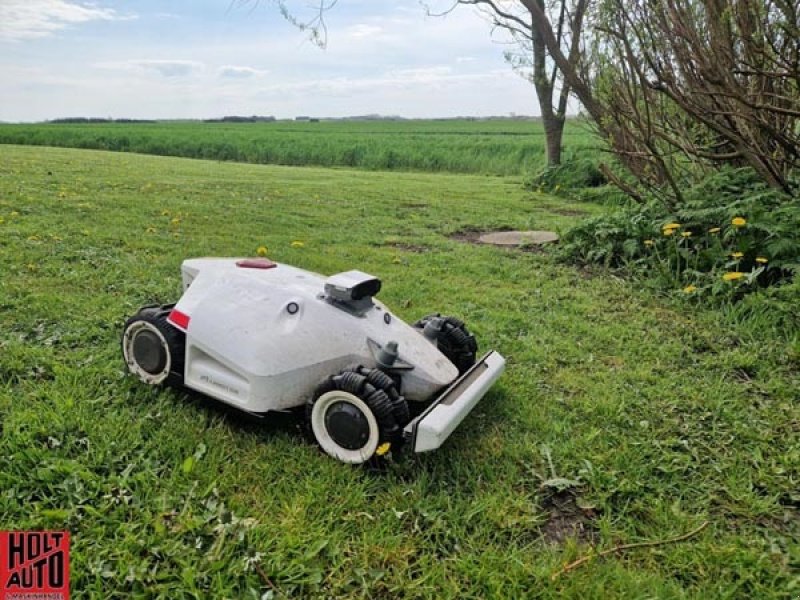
123, 257, 505, 461
170, 258, 457, 412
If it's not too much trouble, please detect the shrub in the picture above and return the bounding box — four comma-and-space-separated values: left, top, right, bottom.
560, 168, 800, 304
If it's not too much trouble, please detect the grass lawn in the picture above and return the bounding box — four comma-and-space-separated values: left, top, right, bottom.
0, 145, 797, 598
0, 118, 598, 176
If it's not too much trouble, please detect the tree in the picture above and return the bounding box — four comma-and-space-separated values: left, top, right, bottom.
432, 1, 590, 166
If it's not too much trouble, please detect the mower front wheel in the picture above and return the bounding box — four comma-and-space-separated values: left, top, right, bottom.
307, 370, 401, 464
413, 314, 478, 375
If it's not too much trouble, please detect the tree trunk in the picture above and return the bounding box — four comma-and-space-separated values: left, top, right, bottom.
543, 113, 565, 166
529, 2, 563, 166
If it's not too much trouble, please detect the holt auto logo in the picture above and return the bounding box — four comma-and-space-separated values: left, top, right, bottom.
0, 531, 70, 600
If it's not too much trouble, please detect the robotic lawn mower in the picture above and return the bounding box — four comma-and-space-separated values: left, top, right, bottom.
122, 257, 505, 464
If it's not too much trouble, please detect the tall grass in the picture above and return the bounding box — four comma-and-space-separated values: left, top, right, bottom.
0, 119, 598, 176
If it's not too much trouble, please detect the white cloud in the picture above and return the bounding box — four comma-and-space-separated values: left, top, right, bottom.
218, 65, 267, 79
0, 0, 124, 42
346, 24, 384, 39
96, 60, 204, 78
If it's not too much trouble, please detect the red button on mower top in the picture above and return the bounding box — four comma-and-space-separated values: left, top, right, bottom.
236, 258, 277, 269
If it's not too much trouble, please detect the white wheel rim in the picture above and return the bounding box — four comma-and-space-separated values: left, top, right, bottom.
122, 320, 172, 385
311, 391, 379, 464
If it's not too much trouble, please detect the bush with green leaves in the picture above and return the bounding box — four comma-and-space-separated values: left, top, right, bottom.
560, 168, 800, 304
526, 148, 608, 193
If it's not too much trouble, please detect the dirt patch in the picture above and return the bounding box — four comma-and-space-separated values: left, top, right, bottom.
547, 207, 589, 217
540, 491, 599, 545
383, 241, 429, 253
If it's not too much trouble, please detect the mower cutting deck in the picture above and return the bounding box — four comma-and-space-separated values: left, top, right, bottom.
122, 257, 505, 464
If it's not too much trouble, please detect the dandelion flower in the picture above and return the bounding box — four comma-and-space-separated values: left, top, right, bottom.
731, 217, 746, 228
644, 239, 655, 247
681, 231, 692, 238
708, 227, 721, 234
291, 241, 305, 248
755, 257, 768, 264
170, 218, 181, 226
146, 227, 156, 233
161, 210, 170, 217
663, 228, 676, 237
256, 246, 268, 257
683, 285, 697, 294
662, 222, 681, 230
723, 272, 744, 281
731, 251, 744, 259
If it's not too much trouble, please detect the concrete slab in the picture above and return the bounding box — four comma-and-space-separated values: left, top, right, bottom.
478, 230, 559, 247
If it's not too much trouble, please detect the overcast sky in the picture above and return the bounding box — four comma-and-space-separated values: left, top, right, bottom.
0, 0, 545, 122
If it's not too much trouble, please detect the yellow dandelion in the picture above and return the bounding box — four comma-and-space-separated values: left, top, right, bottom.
662, 222, 681, 231
256, 246, 268, 257
681, 231, 692, 238
708, 227, 721, 234
161, 210, 170, 217
375, 442, 391, 456
731, 217, 746, 228
170, 218, 181, 226
663, 228, 676, 237
723, 272, 745, 281
291, 240, 305, 248
644, 239, 655, 247
683, 285, 697, 294
146, 226, 157, 233
755, 257, 768, 264
731, 251, 744, 259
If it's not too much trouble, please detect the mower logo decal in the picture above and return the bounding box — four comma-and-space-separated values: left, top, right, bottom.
0, 531, 70, 600
199, 375, 240, 396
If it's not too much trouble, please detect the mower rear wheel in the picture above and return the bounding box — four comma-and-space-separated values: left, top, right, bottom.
413, 314, 478, 375
307, 369, 400, 464
122, 309, 184, 386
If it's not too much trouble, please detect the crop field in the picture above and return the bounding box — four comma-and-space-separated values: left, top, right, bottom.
0, 143, 798, 598
0, 119, 598, 176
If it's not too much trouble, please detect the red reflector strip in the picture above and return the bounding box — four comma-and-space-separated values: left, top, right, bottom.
168, 309, 191, 330
236, 258, 277, 269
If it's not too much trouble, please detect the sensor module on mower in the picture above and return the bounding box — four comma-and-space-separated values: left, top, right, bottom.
122, 258, 505, 464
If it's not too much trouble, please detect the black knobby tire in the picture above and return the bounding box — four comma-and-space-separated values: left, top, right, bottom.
350, 365, 410, 426
122, 306, 185, 386
307, 368, 402, 464
414, 313, 478, 374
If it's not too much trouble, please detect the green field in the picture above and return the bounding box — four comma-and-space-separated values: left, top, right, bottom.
1, 144, 797, 598
0, 119, 597, 176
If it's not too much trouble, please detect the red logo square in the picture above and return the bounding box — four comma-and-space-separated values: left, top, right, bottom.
0, 531, 70, 600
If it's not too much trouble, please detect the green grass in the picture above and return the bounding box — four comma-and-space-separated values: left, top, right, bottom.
0, 119, 598, 177
0, 145, 797, 598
